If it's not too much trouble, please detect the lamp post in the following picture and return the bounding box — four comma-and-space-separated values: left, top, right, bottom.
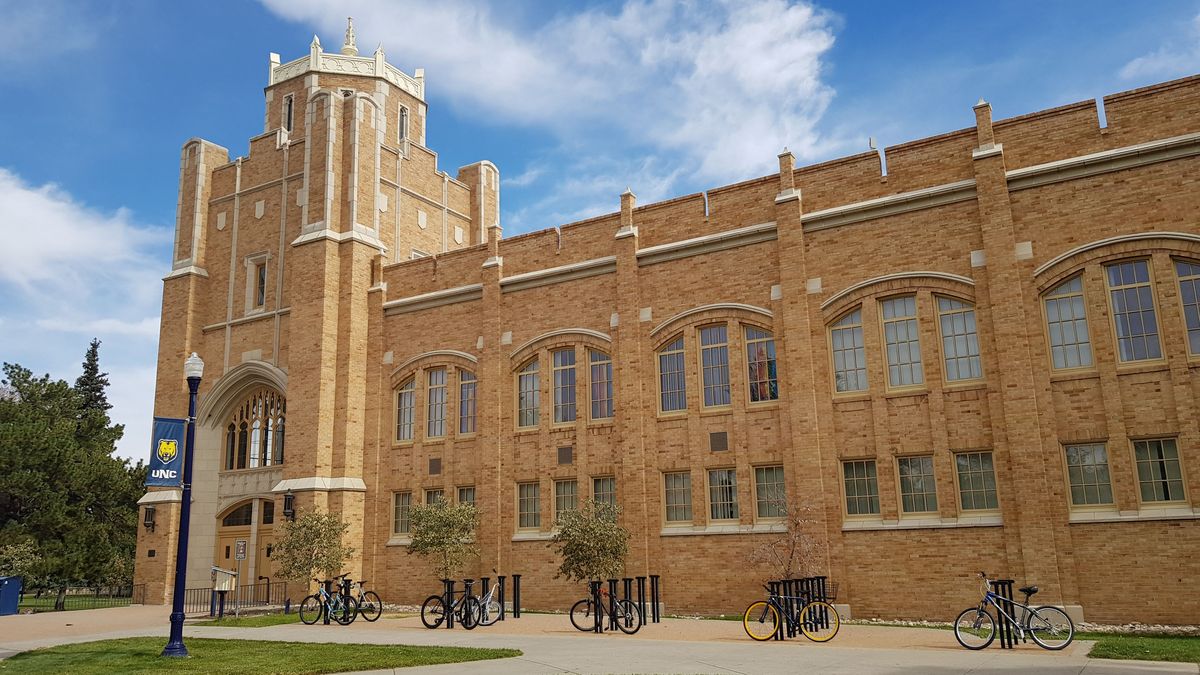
162, 352, 203, 658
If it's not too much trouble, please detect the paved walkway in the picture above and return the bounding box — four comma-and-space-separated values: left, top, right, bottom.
1, 606, 1196, 674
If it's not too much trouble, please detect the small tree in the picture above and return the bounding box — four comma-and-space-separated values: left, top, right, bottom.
407, 499, 478, 580
746, 500, 825, 581
552, 499, 629, 583
271, 509, 355, 587
0, 541, 41, 580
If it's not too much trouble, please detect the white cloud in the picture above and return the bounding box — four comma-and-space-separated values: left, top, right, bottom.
0, 0, 105, 69
36, 317, 161, 339
502, 166, 544, 188
1120, 13, 1200, 80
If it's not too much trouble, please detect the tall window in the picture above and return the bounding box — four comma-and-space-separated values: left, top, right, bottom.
225, 424, 236, 470
395, 378, 415, 441
754, 466, 786, 518
937, 297, 982, 381
1044, 276, 1093, 369
589, 350, 614, 419
457, 486, 476, 506
283, 94, 294, 132
658, 337, 687, 412
425, 488, 445, 504
427, 368, 447, 438
518, 482, 540, 529
1175, 260, 1200, 355
707, 468, 739, 521
254, 262, 267, 309
224, 387, 285, 470
554, 479, 578, 521
593, 476, 616, 506
393, 492, 412, 534
664, 472, 692, 523
398, 106, 409, 142
831, 309, 867, 392
517, 360, 540, 428
954, 451, 998, 511
1105, 260, 1162, 362
745, 326, 779, 402
898, 456, 937, 514
1065, 443, 1113, 506
842, 460, 880, 516
700, 325, 731, 407
882, 296, 923, 388
1133, 438, 1186, 503
553, 349, 576, 424
459, 370, 477, 434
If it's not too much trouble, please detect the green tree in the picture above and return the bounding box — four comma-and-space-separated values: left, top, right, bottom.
407, 498, 478, 580
0, 540, 42, 580
551, 499, 629, 583
271, 509, 355, 586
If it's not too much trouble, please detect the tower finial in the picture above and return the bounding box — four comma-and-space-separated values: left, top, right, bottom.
342, 17, 358, 56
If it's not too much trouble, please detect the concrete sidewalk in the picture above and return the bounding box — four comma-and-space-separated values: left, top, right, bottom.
1, 606, 1196, 674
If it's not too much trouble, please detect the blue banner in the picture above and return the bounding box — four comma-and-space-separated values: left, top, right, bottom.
146, 417, 186, 487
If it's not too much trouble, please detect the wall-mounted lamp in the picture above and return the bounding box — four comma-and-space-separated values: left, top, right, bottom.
282, 491, 295, 521
143, 505, 157, 532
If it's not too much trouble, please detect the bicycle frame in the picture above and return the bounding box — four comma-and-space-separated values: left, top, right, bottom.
761, 592, 811, 632
979, 591, 1034, 639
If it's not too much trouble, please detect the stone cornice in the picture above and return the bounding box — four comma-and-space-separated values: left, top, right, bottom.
636, 221, 777, 266
1006, 131, 1200, 191
801, 180, 978, 232
500, 256, 617, 293
383, 284, 483, 315
271, 52, 423, 101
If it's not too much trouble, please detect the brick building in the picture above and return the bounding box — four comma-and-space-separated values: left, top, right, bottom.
135, 27, 1200, 624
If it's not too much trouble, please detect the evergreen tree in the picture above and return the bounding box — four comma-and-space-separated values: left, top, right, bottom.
75, 338, 112, 415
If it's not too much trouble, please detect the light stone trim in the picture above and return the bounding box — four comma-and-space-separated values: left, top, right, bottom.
391, 349, 478, 376
1007, 131, 1200, 192
270, 52, 424, 101
659, 523, 787, 536
637, 221, 777, 266
270, 477, 368, 493
164, 265, 210, 280
801, 180, 978, 232
290, 227, 387, 252
841, 514, 1003, 531
137, 489, 182, 505
196, 359, 288, 424
202, 307, 291, 333
400, 186, 470, 221
819, 271, 976, 310
1067, 506, 1200, 524
1032, 231, 1200, 277
649, 303, 774, 337
382, 284, 483, 315
500, 256, 617, 293
511, 531, 556, 542
509, 328, 612, 360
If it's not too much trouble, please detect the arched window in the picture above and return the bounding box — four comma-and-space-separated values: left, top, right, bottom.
237, 422, 248, 469
273, 417, 285, 465
589, 351, 614, 419
1176, 260, 1200, 355
221, 503, 253, 527
830, 309, 866, 392
517, 360, 540, 428
699, 325, 731, 407
658, 336, 686, 412
880, 296, 923, 389
225, 424, 236, 470
745, 326, 778, 402
396, 377, 415, 441
1043, 275, 1093, 369
1105, 259, 1162, 362
935, 296, 982, 381
224, 387, 286, 470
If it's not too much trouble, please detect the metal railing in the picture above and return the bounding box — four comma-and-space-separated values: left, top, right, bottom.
18, 584, 146, 613
182, 581, 293, 616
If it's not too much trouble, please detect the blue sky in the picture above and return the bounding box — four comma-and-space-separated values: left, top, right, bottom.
1, 0, 1198, 461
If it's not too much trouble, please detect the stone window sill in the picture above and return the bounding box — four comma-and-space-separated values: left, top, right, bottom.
842, 514, 1003, 531
386, 535, 412, 547
511, 531, 555, 542
1068, 506, 1200, 524
659, 522, 786, 537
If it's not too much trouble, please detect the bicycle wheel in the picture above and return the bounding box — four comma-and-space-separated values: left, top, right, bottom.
742, 600, 781, 641
954, 607, 996, 650
1027, 605, 1074, 650
479, 596, 503, 626
420, 595, 446, 629
569, 598, 596, 632
615, 599, 642, 635
299, 594, 322, 625
358, 591, 383, 622
334, 595, 359, 625
798, 601, 840, 642
459, 596, 481, 630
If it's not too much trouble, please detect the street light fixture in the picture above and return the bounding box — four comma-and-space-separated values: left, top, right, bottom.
162, 352, 203, 658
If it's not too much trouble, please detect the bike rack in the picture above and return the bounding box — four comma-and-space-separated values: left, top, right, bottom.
512, 574, 522, 618
636, 576, 647, 625
989, 579, 1019, 649
440, 578, 456, 629
649, 574, 661, 623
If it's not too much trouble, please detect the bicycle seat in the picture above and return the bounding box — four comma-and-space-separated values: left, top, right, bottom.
359, 580, 368, 586
1019, 585, 1039, 596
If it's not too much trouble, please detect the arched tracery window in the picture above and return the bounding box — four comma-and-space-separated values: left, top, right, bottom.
223, 387, 286, 470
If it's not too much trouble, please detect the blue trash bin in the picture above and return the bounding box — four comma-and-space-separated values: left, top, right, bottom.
0, 576, 22, 616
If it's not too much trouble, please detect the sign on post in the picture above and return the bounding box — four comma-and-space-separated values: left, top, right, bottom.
234, 540, 248, 561
145, 417, 186, 487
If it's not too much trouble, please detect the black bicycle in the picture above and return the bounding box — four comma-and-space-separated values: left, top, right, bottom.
421, 587, 480, 630
742, 583, 840, 642
569, 584, 642, 634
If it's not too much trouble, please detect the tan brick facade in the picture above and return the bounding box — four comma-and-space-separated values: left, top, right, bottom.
135, 34, 1200, 624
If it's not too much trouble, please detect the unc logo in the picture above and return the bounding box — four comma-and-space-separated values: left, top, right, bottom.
156, 439, 178, 464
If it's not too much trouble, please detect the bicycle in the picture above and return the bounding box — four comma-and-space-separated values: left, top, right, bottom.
474, 570, 503, 627
347, 578, 383, 622
742, 583, 841, 642
299, 576, 360, 626
954, 571, 1074, 650
569, 584, 642, 634
421, 585, 480, 630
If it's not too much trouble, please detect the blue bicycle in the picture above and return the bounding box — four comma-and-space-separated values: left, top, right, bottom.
954, 571, 1074, 650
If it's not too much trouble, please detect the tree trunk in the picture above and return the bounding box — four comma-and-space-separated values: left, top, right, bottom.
54, 586, 67, 611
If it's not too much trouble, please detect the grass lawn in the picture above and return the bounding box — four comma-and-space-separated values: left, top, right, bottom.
0, 637, 521, 674
193, 613, 302, 627
1082, 634, 1200, 664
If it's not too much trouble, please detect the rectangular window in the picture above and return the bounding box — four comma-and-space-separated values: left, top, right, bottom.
283, 94, 294, 132
707, 468, 739, 521
882, 296, 924, 388
553, 349, 576, 424
459, 370, 477, 434
457, 486, 476, 506
398, 105, 409, 142
1105, 260, 1162, 362
593, 476, 616, 507
518, 482, 540, 529
254, 262, 267, 309
745, 326, 779, 402
754, 466, 786, 518
842, 460, 880, 516
658, 337, 687, 412
589, 350, 614, 419
395, 380, 415, 441
954, 451, 998, 511
425, 488, 445, 504
937, 297, 982, 381
1133, 438, 1186, 503
517, 360, 539, 427
664, 472, 692, 523
1175, 260, 1200, 355
426, 368, 447, 438
262, 500, 274, 525
1044, 276, 1094, 369
1065, 443, 1113, 506
700, 325, 731, 407
831, 309, 867, 392
898, 455, 938, 514
393, 492, 412, 535
554, 479, 578, 521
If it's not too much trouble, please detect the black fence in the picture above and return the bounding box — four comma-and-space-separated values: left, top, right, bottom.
181, 581, 293, 616
17, 585, 146, 613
